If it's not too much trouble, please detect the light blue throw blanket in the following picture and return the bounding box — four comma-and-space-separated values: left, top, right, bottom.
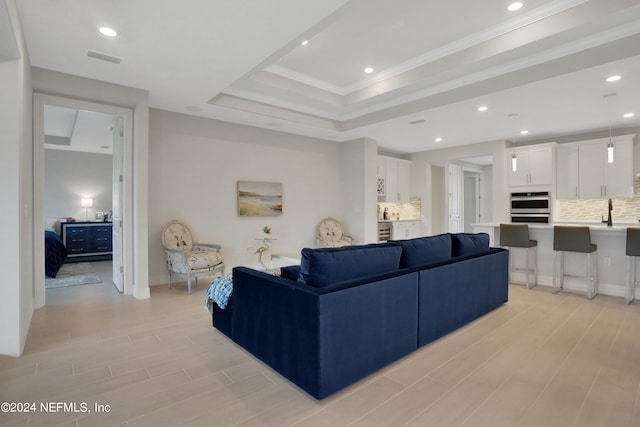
205, 275, 233, 312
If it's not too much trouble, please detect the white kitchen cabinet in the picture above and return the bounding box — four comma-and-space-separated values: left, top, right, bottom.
376, 156, 386, 197
556, 144, 580, 199
391, 221, 421, 240
378, 156, 411, 202
578, 139, 633, 199
507, 144, 553, 187
604, 140, 634, 198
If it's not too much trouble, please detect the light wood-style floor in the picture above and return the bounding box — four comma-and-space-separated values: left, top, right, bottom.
2, 263, 640, 427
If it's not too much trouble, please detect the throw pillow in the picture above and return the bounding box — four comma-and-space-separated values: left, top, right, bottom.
392, 233, 452, 268
452, 233, 490, 257
298, 243, 402, 287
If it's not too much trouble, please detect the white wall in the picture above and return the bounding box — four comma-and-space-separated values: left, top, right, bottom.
44, 149, 113, 227
340, 138, 378, 244
0, 0, 33, 357
147, 109, 344, 285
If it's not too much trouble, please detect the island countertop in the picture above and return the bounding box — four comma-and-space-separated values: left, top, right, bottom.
472, 222, 640, 232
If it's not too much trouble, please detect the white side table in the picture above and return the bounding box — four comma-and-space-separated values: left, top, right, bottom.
271, 253, 301, 266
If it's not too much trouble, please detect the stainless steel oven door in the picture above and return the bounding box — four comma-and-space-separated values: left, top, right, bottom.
511, 213, 550, 223
510, 197, 550, 213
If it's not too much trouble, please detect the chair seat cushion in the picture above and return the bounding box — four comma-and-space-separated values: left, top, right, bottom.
187, 251, 223, 270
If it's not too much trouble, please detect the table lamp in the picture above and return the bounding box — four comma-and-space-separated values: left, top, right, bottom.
81, 197, 93, 221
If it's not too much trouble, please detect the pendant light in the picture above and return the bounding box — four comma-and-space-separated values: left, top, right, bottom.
509, 113, 520, 171
604, 93, 616, 164
607, 141, 614, 163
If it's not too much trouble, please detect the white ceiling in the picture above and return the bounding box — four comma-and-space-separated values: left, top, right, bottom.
44, 105, 116, 154
14, 0, 640, 154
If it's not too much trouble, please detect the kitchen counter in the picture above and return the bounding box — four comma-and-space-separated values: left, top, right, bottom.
377, 219, 421, 223
472, 222, 638, 300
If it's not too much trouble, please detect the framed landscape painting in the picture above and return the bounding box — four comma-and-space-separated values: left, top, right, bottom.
237, 181, 283, 216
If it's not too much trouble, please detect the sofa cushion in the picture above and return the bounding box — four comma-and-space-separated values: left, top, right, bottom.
280, 265, 300, 281
298, 243, 402, 287
392, 233, 452, 268
452, 233, 490, 257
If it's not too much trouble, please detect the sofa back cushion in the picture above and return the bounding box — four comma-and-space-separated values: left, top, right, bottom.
452, 233, 490, 257
298, 243, 402, 287
392, 233, 452, 268
280, 265, 300, 281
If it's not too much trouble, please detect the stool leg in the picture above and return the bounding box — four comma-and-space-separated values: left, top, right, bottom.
553, 251, 560, 294
587, 252, 595, 299
560, 252, 565, 291
534, 246, 538, 287
634, 257, 637, 304
627, 256, 635, 304
593, 251, 598, 298
525, 247, 531, 289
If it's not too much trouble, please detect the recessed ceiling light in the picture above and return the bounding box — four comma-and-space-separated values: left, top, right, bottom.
301, 40, 309, 46
435, 137, 443, 142
520, 130, 529, 135
364, 67, 374, 74
606, 75, 622, 82
623, 112, 635, 118
98, 26, 118, 37
508, 2, 523, 12
477, 106, 488, 112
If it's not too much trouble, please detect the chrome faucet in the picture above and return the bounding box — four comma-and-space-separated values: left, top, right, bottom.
605, 198, 613, 227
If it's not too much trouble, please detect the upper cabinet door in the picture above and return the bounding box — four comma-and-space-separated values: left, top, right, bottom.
604, 140, 633, 198
556, 144, 580, 199
507, 148, 530, 187
376, 156, 386, 197
384, 157, 399, 202
507, 145, 553, 187
527, 147, 553, 186
577, 138, 634, 199
397, 159, 411, 201
578, 142, 605, 198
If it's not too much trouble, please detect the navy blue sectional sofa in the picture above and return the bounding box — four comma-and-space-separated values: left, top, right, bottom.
212, 232, 508, 400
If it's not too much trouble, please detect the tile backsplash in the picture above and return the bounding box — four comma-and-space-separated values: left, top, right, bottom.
558, 177, 640, 222
378, 197, 421, 220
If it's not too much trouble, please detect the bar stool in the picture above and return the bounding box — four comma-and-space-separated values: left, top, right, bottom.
625, 228, 640, 304
500, 224, 537, 289
553, 226, 597, 299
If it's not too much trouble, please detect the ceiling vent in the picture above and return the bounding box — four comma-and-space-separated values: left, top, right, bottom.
86, 49, 123, 64
409, 119, 426, 125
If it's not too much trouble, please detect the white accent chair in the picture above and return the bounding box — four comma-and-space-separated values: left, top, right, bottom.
317, 217, 354, 248
161, 220, 225, 293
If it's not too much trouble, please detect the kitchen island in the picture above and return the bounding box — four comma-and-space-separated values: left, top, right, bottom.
472, 222, 640, 300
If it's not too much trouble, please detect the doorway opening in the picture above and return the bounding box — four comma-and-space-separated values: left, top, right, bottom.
464, 171, 481, 232
34, 94, 134, 307
446, 156, 493, 234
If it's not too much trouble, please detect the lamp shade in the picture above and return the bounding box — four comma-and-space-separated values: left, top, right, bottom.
81, 197, 93, 208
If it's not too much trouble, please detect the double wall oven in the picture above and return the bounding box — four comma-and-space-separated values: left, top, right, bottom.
510, 191, 550, 223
